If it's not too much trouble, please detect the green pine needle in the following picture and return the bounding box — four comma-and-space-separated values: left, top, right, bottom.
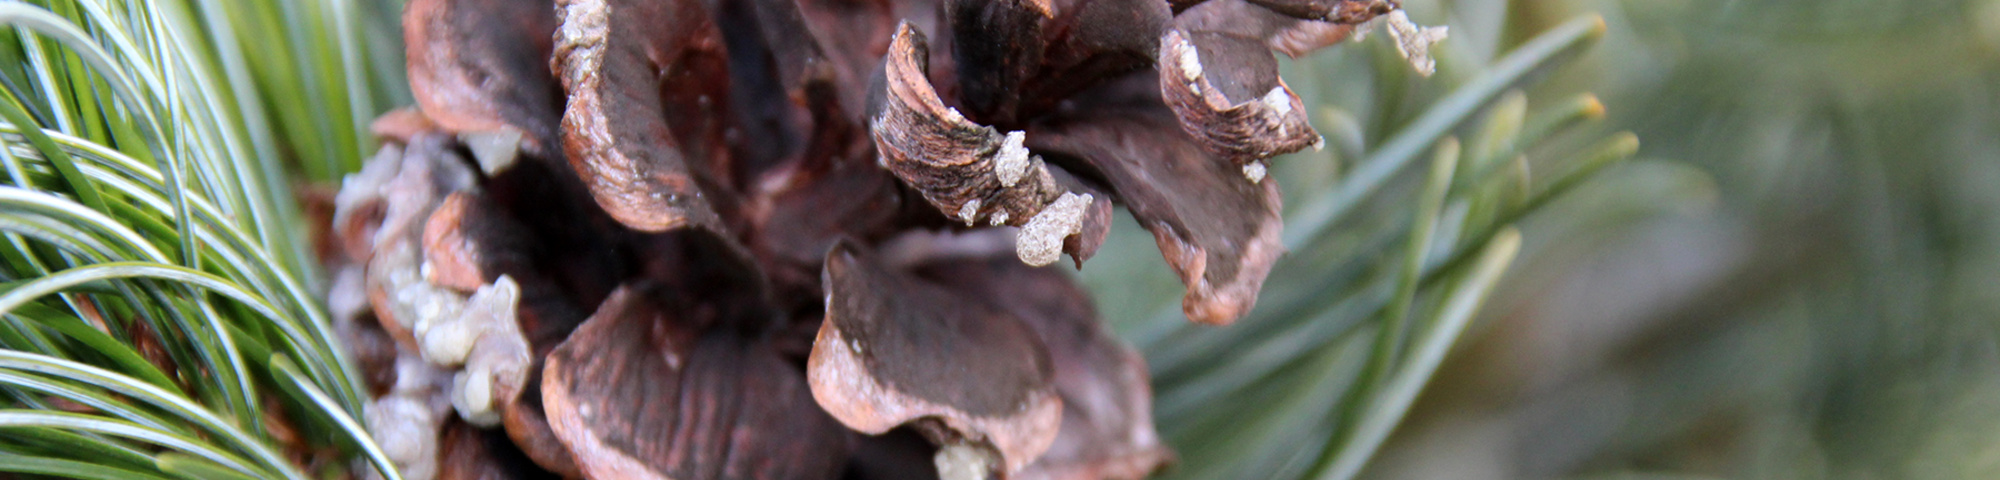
0, 0, 403, 478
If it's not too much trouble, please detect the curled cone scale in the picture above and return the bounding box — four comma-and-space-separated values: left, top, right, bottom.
332, 0, 1432, 475
871, 24, 1100, 267
906, 253, 1172, 479
1158, 28, 1319, 168
552, 0, 732, 232
404, 0, 563, 156
1032, 103, 1285, 325
1158, 0, 1403, 166
543, 285, 849, 480
811, 242, 1064, 474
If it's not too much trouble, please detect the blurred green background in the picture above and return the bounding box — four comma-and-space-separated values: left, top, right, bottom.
0, 0, 1988, 477
1077, 0, 2000, 478
1357, 0, 2000, 478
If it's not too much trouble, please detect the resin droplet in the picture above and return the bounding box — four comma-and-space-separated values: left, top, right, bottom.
1016, 192, 1093, 266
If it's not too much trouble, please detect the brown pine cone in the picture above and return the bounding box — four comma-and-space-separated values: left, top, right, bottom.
330, 0, 1399, 478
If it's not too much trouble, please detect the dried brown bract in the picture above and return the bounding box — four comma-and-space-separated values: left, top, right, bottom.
404, 0, 563, 159
421, 193, 534, 292
873, 24, 1100, 266
1031, 107, 1285, 325
811, 243, 1063, 475
1158, 29, 1319, 168
1155, 0, 1402, 167
543, 285, 849, 480
908, 256, 1171, 480
553, 0, 731, 233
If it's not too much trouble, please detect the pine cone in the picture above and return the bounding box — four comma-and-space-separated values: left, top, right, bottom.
329, 0, 1399, 478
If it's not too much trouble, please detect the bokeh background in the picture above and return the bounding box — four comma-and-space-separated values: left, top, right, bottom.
1348, 0, 2000, 478
2, 0, 1992, 478
1080, 0, 2000, 478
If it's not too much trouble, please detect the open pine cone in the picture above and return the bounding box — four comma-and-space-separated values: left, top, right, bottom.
323, 0, 1411, 478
